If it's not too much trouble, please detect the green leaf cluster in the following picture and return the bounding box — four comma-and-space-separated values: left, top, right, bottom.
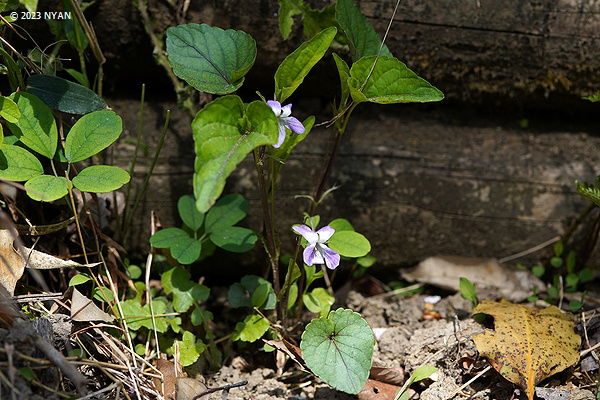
0, 90, 129, 202
150, 193, 257, 265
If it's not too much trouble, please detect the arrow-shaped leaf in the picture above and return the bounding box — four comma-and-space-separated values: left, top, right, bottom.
275, 26, 337, 103
166, 23, 256, 94
192, 96, 278, 213
335, 0, 393, 61
348, 56, 444, 104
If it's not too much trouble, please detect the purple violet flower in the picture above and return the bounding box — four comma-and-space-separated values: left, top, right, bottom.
267, 100, 305, 148
292, 224, 340, 270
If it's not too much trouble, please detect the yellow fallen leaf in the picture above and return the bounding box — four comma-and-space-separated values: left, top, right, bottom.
472, 300, 580, 400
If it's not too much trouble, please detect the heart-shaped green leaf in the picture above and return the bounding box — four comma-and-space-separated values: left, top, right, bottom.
192, 96, 278, 213
0, 144, 43, 181
27, 74, 105, 115
275, 26, 337, 103
25, 175, 68, 202
119, 299, 169, 333
301, 308, 374, 394
64, 110, 122, 163
7, 92, 57, 158
166, 23, 256, 94
72, 165, 130, 193
348, 56, 444, 104
335, 0, 393, 61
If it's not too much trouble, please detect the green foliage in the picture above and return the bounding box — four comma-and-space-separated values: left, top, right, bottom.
335, 0, 393, 61
228, 275, 276, 310
64, 110, 122, 163
233, 314, 271, 342
166, 23, 256, 94
274, 27, 337, 103
176, 331, 206, 366
192, 96, 278, 213
301, 308, 374, 394
348, 56, 444, 104
576, 179, 600, 208
394, 365, 438, 400
26, 74, 106, 114
161, 267, 209, 313
327, 230, 370, 258
71, 165, 130, 193
25, 175, 68, 202
459, 277, 478, 307
150, 193, 257, 265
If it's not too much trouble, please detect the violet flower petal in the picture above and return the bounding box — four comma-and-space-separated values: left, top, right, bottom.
267, 100, 281, 115
293, 225, 319, 243
321, 244, 340, 270
316, 226, 335, 242
283, 116, 305, 135
303, 244, 318, 266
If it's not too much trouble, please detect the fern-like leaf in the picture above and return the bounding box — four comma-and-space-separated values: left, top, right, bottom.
575, 180, 600, 207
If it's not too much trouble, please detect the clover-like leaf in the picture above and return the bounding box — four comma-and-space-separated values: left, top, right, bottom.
234, 314, 270, 342
71, 165, 130, 193
327, 230, 370, 258
177, 331, 206, 367
204, 193, 248, 233
119, 299, 168, 333
161, 267, 210, 313
27, 74, 105, 115
166, 23, 256, 94
192, 96, 278, 213
25, 175, 68, 202
178, 194, 204, 231
275, 26, 337, 103
210, 226, 257, 253
64, 110, 122, 163
7, 92, 57, 158
0, 144, 43, 181
149, 228, 190, 248
0, 95, 20, 123
169, 237, 202, 265
348, 56, 444, 104
301, 308, 374, 394
335, 0, 393, 61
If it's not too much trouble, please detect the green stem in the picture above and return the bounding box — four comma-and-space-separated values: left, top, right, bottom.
122, 110, 170, 245
121, 84, 146, 237
254, 147, 282, 321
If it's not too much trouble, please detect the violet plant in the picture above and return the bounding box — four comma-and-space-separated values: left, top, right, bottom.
155, 0, 444, 394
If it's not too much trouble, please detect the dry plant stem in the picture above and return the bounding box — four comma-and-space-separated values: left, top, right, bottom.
145, 248, 161, 358
498, 235, 561, 263
441, 365, 491, 400
67, 0, 105, 95
192, 380, 248, 400
254, 147, 282, 321
281, 236, 303, 326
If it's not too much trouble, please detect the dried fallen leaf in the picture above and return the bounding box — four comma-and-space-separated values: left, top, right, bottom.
358, 379, 404, 400
369, 359, 406, 386
472, 300, 581, 400
71, 288, 115, 322
176, 377, 208, 400
153, 358, 185, 400
0, 229, 27, 295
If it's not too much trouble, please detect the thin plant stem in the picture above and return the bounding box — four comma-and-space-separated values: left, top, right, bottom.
122, 110, 170, 244
254, 147, 282, 321
121, 84, 146, 239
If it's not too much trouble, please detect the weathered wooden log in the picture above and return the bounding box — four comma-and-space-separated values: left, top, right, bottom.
110, 98, 600, 271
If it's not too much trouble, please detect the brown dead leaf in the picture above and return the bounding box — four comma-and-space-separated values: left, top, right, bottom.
153, 358, 185, 400
358, 379, 403, 400
264, 338, 308, 372
369, 359, 406, 386
0, 229, 26, 295
176, 377, 208, 400
71, 288, 115, 322
472, 300, 581, 400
